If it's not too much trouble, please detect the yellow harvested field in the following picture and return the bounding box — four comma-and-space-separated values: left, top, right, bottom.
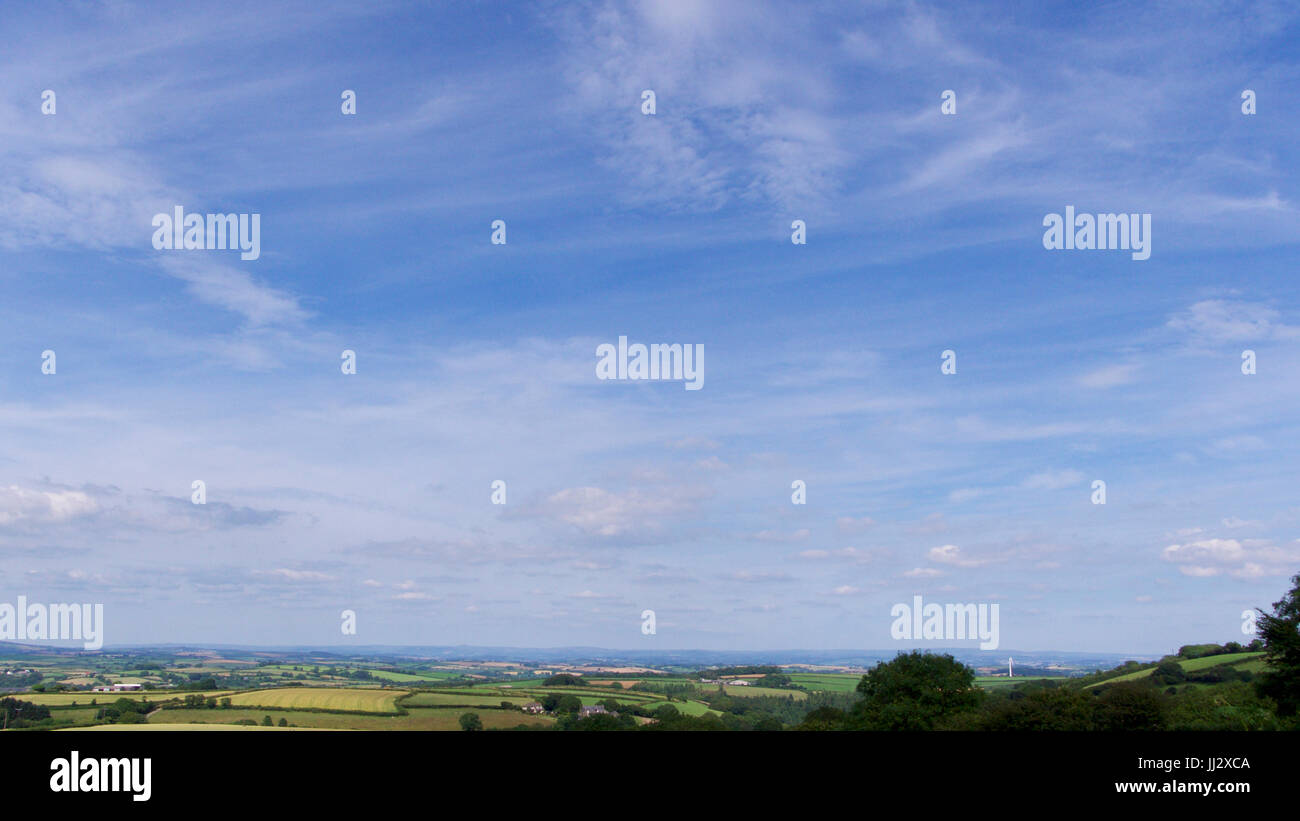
224, 687, 405, 713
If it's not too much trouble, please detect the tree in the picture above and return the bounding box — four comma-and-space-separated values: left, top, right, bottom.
555, 695, 582, 715
1152, 660, 1186, 686
796, 706, 847, 731
277, 717, 288, 727
261, 715, 273, 726
752, 715, 784, 731
1255, 572, 1300, 717
982, 688, 1098, 731
652, 704, 680, 721
567, 712, 635, 731
1168, 681, 1282, 731
1096, 683, 1168, 730
850, 651, 983, 730
459, 712, 483, 731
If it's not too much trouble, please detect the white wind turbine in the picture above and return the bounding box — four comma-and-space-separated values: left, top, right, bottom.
1008, 656, 1014, 678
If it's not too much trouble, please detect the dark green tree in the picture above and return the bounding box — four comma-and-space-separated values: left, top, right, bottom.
651, 704, 680, 721
1152, 660, 1186, 686
796, 706, 848, 731
1254, 572, 1300, 716
459, 712, 483, 731
1096, 683, 1168, 730
982, 688, 1098, 731
850, 651, 983, 730
555, 695, 582, 714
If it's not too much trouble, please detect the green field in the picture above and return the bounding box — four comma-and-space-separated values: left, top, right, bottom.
786, 673, 862, 692
1085, 652, 1266, 688
150, 706, 553, 730
702, 684, 806, 699
642, 700, 718, 716
1178, 651, 1263, 672
363, 670, 455, 683
975, 676, 1067, 690
13, 689, 234, 706
508, 687, 660, 704
224, 687, 405, 713
401, 691, 534, 707
79, 723, 320, 731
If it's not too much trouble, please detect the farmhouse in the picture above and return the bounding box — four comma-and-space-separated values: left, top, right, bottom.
727, 679, 752, 686
578, 705, 612, 718
522, 702, 545, 714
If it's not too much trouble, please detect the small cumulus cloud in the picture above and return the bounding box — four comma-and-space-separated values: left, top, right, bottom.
903, 567, 943, 578
1021, 470, 1086, 491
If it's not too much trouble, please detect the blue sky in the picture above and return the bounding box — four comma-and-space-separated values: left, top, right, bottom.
1, 0, 1298, 654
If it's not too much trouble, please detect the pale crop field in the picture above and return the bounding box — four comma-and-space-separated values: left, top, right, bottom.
224, 687, 405, 713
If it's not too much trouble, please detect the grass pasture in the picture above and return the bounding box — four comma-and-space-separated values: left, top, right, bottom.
1178, 651, 1263, 672
786, 673, 861, 692
642, 700, 718, 716
150, 706, 552, 730
975, 676, 1067, 690
1085, 652, 1267, 688
363, 670, 456, 683
401, 691, 534, 707
717, 685, 808, 699
77, 723, 315, 731
13, 690, 234, 706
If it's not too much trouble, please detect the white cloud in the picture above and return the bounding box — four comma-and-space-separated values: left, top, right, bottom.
1021, 470, 1086, 491
753, 528, 810, 542
540, 485, 695, 538
1076, 364, 1140, 389
835, 516, 875, 534
927, 544, 995, 568
258, 568, 332, 582
0, 485, 98, 525
904, 567, 943, 578
1168, 300, 1300, 343
1161, 537, 1300, 578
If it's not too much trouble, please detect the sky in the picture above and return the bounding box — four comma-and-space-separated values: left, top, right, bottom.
1, 0, 1298, 654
